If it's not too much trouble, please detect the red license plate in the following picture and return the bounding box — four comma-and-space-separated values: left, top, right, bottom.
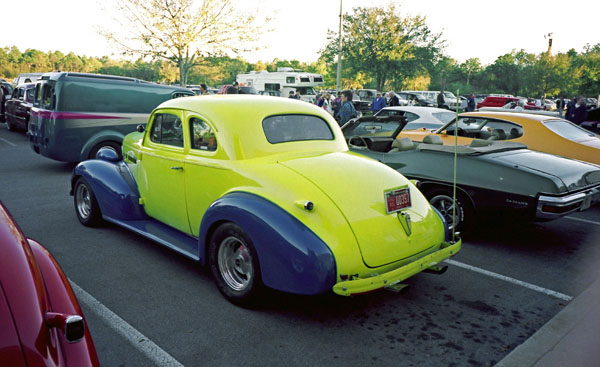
385, 187, 411, 214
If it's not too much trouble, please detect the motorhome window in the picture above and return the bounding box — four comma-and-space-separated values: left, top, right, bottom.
265, 83, 280, 91
190, 118, 217, 151
149, 113, 184, 147
314, 77, 323, 82
263, 114, 333, 143
286, 77, 295, 84
300, 77, 310, 82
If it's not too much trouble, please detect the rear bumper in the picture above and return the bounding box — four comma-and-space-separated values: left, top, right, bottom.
332, 239, 461, 296
536, 187, 600, 220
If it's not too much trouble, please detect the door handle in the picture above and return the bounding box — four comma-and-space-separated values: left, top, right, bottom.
171, 166, 184, 171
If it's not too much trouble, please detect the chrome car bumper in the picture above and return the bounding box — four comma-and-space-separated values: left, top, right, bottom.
536, 187, 600, 220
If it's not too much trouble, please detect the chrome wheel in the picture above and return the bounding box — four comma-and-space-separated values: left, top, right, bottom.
217, 236, 254, 291
430, 193, 463, 230
75, 183, 92, 220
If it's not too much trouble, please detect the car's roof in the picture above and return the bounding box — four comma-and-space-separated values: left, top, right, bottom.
459, 110, 554, 122
155, 95, 348, 160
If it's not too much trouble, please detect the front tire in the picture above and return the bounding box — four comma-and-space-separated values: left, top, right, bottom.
209, 223, 262, 306
74, 177, 103, 227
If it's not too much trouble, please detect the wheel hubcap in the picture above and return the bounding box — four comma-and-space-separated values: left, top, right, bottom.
430, 194, 462, 230
218, 237, 253, 291
75, 184, 92, 220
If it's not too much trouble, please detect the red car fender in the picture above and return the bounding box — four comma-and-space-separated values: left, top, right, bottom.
28, 239, 100, 366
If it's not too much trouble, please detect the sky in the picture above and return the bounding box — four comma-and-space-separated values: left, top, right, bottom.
1, 0, 598, 66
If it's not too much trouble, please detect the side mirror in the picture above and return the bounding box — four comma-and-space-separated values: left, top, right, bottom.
137, 124, 145, 133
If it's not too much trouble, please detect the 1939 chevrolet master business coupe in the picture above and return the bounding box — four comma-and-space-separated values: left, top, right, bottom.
70, 95, 460, 305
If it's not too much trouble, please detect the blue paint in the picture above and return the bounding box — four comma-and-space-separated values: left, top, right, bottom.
72, 159, 148, 221
73, 159, 337, 295
199, 192, 337, 295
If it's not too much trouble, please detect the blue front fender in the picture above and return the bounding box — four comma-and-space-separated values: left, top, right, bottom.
199, 192, 337, 295
71, 159, 148, 221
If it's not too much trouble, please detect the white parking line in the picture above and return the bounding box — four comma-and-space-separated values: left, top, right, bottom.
564, 216, 600, 226
444, 259, 573, 302
0, 137, 17, 147
70, 281, 184, 367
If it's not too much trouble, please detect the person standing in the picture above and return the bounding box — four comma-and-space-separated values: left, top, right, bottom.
332, 92, 343, 119
466, 94, 476, 112
370, 92, 386, 113
200, 84, 208, 95
555, 97, 565, 117
388, 91, 400, 107
295, 90, 302, 100
566, 96, 588, 125
437, 90, 446, 108
339, 90, 357, 127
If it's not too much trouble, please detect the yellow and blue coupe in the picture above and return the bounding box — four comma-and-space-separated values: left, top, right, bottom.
70, 95, 460, 305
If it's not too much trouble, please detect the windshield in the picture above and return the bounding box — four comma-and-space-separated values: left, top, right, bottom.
295, 87, 316, 96
443, 92, 456, 99
342, 118, 402, 138
544, 119, 596, 141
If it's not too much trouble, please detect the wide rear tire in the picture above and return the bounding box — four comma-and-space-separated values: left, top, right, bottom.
427, 189, 474, 233
209, 223, 262, 306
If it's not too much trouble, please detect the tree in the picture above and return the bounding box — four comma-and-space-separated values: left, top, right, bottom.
320, 4, 443, 92
100, 0, 270, 85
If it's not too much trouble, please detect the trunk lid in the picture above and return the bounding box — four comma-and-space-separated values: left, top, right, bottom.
279, 152, 443, 267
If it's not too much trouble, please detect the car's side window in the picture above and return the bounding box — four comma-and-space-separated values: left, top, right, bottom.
149, 113, 184, 147
405, 112, 418, 122
484, 121, 523, 140
190, 117, 217, 151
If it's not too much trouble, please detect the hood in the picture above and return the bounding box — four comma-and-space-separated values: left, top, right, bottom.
494, 150, 600, 192
279, 152, 443, 267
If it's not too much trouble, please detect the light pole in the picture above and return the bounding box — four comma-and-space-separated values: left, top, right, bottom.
544, 32, 553, 55
336, 0, 342, 93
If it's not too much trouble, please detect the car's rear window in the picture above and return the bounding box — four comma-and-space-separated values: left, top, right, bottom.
263, 114, 333, 144
544, 119, 596, 141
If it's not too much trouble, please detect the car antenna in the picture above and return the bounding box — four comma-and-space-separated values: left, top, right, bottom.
452, 89, 459, 242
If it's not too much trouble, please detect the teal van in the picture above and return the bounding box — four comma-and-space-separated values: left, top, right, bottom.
28, 72, 194, 162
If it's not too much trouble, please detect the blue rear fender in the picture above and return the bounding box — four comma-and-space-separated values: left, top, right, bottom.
71, 159, 148, 221
199, 192, 337, 295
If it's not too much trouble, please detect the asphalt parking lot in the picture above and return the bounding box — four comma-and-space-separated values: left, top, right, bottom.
1, 124, 599, 367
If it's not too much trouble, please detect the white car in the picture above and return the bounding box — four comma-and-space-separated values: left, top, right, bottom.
374, 106, 457, 130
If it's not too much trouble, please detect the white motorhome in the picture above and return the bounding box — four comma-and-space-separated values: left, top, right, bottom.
237, 67, 324, 103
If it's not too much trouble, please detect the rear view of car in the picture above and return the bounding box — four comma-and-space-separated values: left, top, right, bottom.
0, 201, 99, 366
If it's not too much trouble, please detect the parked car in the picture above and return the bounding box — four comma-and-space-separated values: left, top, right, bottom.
0, 201, 99, 366
356, 89, 377, 102
398, 111, 600, 165
13, 72, 44, 86
71, 95, 461, 306
0, 81, 14, 123
28, 71, 195, 162
342, 115, 600, 231
395, 92, 436, 107
403, 90, 460, 110
375, 106, 456, 130
477, 96, 541, 110
4, 82, 35, 131
352, 92, 371, 112
258, 90, 281, 97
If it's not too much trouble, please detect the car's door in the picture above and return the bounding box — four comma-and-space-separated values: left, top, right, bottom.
137, 110, 191, 234
183, 115, 235, 237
